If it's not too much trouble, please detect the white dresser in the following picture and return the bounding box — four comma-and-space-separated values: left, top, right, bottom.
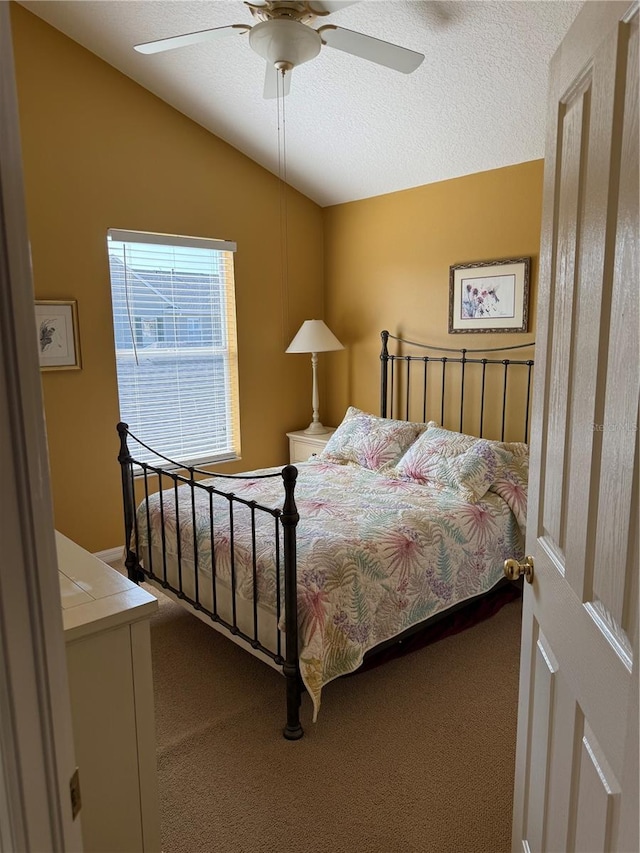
57, 532, 161, 853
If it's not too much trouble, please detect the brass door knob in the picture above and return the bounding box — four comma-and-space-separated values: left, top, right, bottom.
504, 555, 534, 584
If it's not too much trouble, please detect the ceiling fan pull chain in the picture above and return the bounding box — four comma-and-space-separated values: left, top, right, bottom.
277, 68, 291, 345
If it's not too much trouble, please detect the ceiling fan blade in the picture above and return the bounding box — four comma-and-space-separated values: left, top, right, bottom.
134, 24, 250, 55
263, 63, 292, 99
307, 1, 359, 13
318, 25, 424, 73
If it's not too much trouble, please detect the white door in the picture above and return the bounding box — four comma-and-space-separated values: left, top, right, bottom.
512, 2, 639, 851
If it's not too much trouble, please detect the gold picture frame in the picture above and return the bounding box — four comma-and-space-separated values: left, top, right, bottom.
34, 300, 82, 371
448, 257, 531, 334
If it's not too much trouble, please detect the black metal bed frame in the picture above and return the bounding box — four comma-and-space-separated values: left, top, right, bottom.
118, 332, 534, 740
380, 330, 535, 443
117, 425, 305, 740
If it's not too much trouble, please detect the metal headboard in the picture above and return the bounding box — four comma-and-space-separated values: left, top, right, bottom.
380, 331, 535, 443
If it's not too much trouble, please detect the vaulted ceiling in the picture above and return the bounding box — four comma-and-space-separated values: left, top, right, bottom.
19, 1, 583, 206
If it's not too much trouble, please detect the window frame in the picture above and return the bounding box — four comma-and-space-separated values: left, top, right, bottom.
107, 228, 240, 471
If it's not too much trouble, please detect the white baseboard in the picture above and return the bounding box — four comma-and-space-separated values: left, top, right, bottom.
93, 546, 124, 566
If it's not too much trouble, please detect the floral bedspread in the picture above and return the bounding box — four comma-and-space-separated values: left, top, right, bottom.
137, 458, 525, 719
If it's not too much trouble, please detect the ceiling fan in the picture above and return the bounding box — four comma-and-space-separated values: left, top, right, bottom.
134, 1, 425, 98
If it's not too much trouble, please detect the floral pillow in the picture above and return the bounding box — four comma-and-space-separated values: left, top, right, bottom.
489, 450, 529, 533
319, 407, 434, 472
492, 440, 528, 458
393, 425, 505, 502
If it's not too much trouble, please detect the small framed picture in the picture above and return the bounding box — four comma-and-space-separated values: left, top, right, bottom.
34, 300, 81, 371
449, 257, 531, 334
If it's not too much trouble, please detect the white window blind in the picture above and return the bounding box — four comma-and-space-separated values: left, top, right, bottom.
107, 229, 240, 468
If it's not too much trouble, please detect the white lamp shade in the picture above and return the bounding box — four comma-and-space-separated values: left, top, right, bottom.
286, 320, 344, 354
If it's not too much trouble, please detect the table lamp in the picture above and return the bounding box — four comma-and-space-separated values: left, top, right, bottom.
286, 319, 344, 434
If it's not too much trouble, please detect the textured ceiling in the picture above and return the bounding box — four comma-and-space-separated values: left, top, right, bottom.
19, 1, 583, 207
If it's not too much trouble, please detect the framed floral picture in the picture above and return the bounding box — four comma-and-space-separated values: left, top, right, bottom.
34, 300, 81, 370
448, 257, 531, 334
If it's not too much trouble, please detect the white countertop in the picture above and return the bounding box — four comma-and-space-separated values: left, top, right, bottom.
57, 531, 158, 642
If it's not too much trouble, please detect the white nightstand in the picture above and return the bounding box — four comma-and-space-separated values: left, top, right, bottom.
286, 428, 336, 463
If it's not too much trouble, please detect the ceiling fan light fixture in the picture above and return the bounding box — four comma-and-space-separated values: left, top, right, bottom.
249, 19, 321, 68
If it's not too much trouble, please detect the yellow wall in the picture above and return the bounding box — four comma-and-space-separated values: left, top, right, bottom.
11, 6, 545, 553
322, 161, 542, 428
10, 5, 324, 552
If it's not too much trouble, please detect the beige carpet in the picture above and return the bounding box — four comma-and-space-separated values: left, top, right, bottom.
147, 586, 522, 853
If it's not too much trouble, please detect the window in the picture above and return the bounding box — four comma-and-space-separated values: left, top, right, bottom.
107, 229, 240, 467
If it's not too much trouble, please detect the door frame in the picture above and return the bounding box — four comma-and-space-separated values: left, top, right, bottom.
0, 5, 83, 850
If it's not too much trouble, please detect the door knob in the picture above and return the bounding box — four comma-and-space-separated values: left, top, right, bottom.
504, 555, 534, 584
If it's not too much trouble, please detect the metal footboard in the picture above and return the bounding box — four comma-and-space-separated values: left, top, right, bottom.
117, 422, 303, 740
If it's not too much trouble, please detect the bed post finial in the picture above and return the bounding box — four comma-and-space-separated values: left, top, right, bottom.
281, 464, 303, 740
117, 421, 129, 460
380, 330, 390, 418
117, 423, 142, 583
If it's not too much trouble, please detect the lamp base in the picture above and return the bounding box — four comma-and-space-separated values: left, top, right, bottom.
303, 421, 331, 435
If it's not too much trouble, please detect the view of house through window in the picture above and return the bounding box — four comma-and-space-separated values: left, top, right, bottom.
107, 229, 240, 467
